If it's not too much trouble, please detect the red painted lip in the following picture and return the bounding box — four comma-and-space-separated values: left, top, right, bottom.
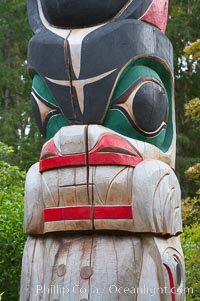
40, 134, 143, 172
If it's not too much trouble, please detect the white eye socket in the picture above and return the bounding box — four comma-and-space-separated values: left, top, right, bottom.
115, 80, 168, 135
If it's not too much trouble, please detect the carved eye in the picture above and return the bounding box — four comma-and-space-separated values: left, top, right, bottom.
115, 80, 168, 136
133, 82, 168, 133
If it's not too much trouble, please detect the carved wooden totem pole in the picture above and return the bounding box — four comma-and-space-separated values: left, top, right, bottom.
20, 1, 185, 300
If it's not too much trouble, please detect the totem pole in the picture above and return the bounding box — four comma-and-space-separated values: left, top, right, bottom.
20, 1, 185, 300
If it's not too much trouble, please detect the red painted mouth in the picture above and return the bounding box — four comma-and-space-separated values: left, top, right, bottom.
40, 134, 143, 172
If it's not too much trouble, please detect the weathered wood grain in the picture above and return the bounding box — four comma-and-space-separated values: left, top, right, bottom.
24, 163, 44, 234
131, 159, 182, 235
24, 155, 182, 235
20, 235, 185, 301
22, 1, 185, 299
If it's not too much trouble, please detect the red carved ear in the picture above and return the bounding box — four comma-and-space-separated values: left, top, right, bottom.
141, 0, 169, 33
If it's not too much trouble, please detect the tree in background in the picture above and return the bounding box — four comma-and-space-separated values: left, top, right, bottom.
0, 0, 42, 170
167, 0, 200, 198
181, 102, 200, 299
0, 0, 199, 180
181, 223, 200, 301
180, 39, 200, 301
184, 39, 200, 62
0, 1, 199, 300
0, 142, 26, 300
181, 39, 200, 226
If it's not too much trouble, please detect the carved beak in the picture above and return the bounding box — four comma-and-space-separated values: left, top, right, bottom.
39, 125, 143, 172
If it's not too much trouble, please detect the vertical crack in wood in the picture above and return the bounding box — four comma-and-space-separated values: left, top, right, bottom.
91, 167, 96, 226
58, 169, 61, 208
85, 126, 95, 230
88, 236, 94, 300
112, 237, 120, 301
74, 167, 77, 205
47, 239, 58, 301
132, 238, 138, 301
27, 237, 37, 301
136, 236, 145, 301
64, 36, 76, 119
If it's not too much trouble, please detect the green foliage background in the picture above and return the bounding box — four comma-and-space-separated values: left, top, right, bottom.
0, 0, 199, 300
0, 143, 26, 300
181, 224, 200, 301
0, 0, 43, 170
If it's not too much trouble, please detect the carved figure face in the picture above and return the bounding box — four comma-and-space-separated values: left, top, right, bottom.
25, 1, 184, 240
27, 0, 174, 165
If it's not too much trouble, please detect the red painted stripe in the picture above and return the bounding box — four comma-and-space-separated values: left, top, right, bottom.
44, 206, 91, 222
163, 264, 176, 301
94, 206, 133, 219
89, 152, 143, 167
44, 205, 133, 222
40, 153, 86, 171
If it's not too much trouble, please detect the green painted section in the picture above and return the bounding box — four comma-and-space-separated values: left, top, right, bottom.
46, 114, 69, 141
103, 57, 173, 152
133, 58, 173, 152
31, 60, 173, 150
32, 74, 56, 105
32, 75, 69, 140
112, 65, 162, 100
104, 109, 166, 149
